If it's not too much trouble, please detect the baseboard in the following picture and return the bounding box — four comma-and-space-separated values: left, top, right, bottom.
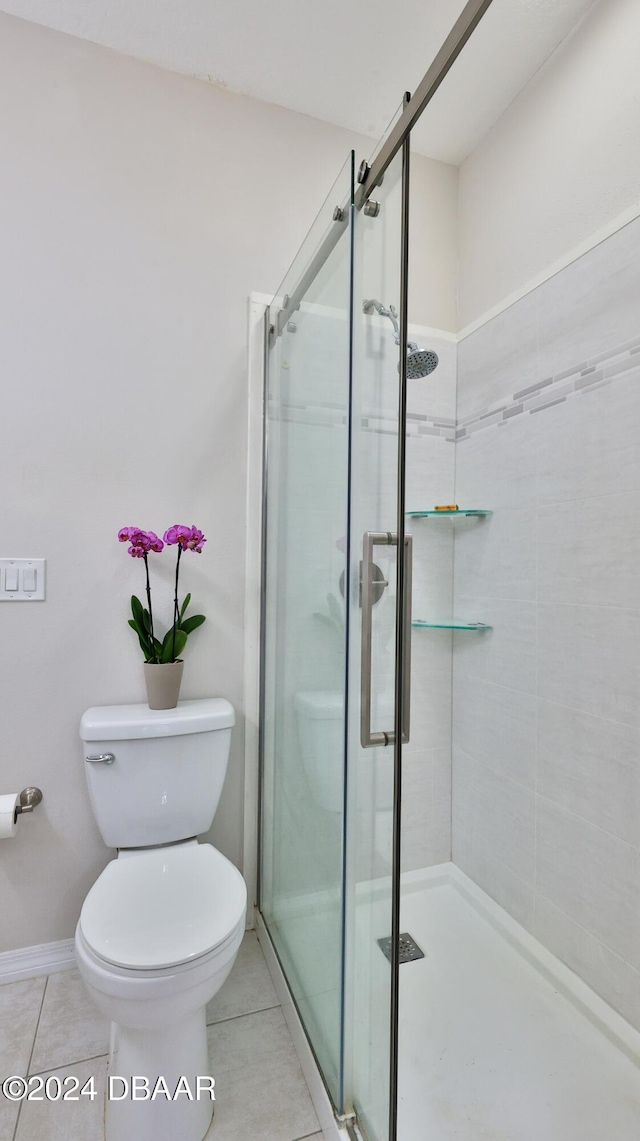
255, 911, 351, 1141
0, 938, 76, 984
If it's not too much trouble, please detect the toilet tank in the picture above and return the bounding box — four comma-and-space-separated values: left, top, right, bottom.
79, 699, 234, 848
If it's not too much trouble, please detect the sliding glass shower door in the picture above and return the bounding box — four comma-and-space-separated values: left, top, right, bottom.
260, 142, 410, 1140
260, 155, 355, 1110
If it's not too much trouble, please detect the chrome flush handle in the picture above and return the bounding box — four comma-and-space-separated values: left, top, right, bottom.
85, 753, 115, 765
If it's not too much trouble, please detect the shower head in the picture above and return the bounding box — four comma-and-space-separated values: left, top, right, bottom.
362, 299, 439, 379
406, 344, 439, 379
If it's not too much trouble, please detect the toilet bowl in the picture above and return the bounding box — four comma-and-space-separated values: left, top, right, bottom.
75, 699, 247, 1141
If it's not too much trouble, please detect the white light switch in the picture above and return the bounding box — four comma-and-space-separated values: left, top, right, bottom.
5, 566, 18, 592
22, 567, 37, 593
0, 559, 45, 601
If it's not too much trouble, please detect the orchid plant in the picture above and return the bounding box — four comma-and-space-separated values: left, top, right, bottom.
118, 525, 206, 664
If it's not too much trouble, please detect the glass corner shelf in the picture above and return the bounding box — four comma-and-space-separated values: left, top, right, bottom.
406, 508, 492, 518
412, 620, 492, 631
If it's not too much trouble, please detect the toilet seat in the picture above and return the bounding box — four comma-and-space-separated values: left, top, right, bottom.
79, 842, 246, 971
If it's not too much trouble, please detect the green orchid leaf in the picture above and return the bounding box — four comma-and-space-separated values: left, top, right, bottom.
129, 621, 153, 661
131, 595, 145, 628
142, 608, 152, 633
128, 616, 147, 642
179, 613, 206, 635
160, 627, 188, 663
173, 628, 188, 659
180, 593, 192, 619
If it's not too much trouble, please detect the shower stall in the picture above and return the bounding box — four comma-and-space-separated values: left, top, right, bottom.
256, 1, 640, 1138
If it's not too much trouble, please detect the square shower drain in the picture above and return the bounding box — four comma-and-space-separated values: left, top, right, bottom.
377, 932, 425, 964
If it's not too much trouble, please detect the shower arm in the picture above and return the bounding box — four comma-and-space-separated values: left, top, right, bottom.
362, 299, 418, 351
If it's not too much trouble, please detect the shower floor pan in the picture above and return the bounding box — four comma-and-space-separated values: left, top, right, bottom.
398, 865, 640, 1141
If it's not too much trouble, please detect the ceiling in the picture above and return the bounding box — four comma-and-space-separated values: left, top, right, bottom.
0, 0, 598, 164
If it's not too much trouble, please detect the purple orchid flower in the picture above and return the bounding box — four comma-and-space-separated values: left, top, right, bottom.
145, 531, 165, 553
163, 525, 206, 554
118, 527, 165, 558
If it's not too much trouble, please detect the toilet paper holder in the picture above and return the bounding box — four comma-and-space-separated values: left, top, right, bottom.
15, 787, 43, 817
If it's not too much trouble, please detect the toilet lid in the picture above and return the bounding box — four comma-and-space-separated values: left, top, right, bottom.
80, 843, 247, 970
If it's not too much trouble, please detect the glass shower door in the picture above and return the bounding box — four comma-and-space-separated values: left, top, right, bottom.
260, 154, 355, 1111
260, 141, 409, 1141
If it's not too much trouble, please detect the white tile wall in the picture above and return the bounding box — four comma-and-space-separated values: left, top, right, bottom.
453, 674, 536, 789
537, 701, 640, 846
401, 748, 451, 871
532, 893, 640, 1033
537, 220, 640, 378
455, 415, 538, 512
457, 287, 541, 422
537, 603, 640, 727
401, 334, 457, 872
452, 212, 640, 1033
452, 749, 535, 885
536, 800, 640, 973
453, 598, 537, 694
405, 432, 456, 512
537, 371, 640, 504
410, 521, 455, 623
454, 507, 537, 601
405, 638, 453, 756
537, 492, 640, 608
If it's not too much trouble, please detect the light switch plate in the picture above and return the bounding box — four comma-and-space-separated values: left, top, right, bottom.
0, 559, 46, 601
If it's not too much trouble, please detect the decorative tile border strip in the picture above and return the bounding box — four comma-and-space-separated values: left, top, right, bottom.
268, 332, 640, 444
269, 401, 457, 440
456, 333, 640, 442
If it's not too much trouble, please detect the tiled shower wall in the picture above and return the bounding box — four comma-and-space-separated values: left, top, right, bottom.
452, 214, 640, 1031
402, 333, 457, 872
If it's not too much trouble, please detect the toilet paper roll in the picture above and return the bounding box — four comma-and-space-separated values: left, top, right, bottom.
0, 794, 19, 840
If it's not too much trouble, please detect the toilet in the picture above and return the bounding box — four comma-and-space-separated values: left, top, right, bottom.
74, 698, 247, 1141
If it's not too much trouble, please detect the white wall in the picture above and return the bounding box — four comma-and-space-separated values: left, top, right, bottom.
409, 151, 458, 331
0, 13, 458, 954
457, 0, 640, 327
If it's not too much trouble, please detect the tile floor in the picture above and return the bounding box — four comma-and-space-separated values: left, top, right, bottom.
0, 932, 324, 1141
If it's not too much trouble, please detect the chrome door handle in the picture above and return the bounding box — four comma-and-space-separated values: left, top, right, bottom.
360, 531, 412, 748
85, 753, 115, 764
